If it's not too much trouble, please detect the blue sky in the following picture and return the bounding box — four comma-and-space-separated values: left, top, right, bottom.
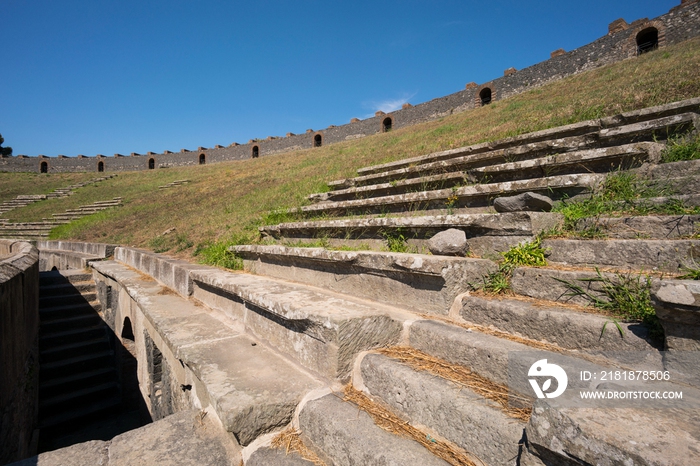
1, 0, 679, 157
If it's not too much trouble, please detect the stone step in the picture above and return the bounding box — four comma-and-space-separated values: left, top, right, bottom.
22, 409, 239, 466
40, 350, 116, 381
39, 336, 112, 364
470, 142, 661, 184
353, 101, 700, 178
39, 280, 95, 296
231, 245, 497, 315
260, 212, 562, 256
39, 380, 119, 410
573, 213, 700, 239
91, 260, 323, 446
357, 352, 527, 466
316, 142, 659, 203
39, 366, 117, 395
40, 269, 93, 285
40, 313, 102, 333
38, 396, 121, 430
458, 294, 655, 353
188, 267, 407, 380
298, 173, 601, 217
40, 291, 97, 308
298, 393, 452, 466
543, 238, 700, 274
39, 322, 109, 347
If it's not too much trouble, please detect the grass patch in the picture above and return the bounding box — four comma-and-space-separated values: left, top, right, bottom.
555, 269, 663, 342
661, 133, 700, 163
476, 239, 548, 294
553, 170, 700, 235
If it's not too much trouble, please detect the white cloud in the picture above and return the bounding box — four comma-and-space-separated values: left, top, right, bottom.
362, 92, 417, 119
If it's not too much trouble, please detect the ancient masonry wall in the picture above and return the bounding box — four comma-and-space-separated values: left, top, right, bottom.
2, 1, 699, 174
0, 240, 39, 465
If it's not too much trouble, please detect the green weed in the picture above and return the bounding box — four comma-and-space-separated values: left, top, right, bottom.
660, 133, 700, 163
555, 269, 663, 342
382, 229, 411, 253
474, 239, 548, 294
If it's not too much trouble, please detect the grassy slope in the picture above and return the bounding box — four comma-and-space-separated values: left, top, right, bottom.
2, 38, 700, 262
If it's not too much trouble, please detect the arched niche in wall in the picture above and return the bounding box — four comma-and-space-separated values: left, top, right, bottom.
199, 153, 206, 165
97, 161, 105, 172
479, 87, 493, 106
148, 158, 155, 170
314, 133, 323, 147
121, 316, 135, 342
382, 116, 393, 133
40, 161, 48, 173
252, 145, 259, 158
636, 27, 659, 54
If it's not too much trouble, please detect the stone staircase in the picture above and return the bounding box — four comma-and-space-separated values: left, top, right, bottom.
234, 99, 700, 465
0, 198, 123, 240
0, 175, 115, 216
20, 99, 700, 465
37, 269, 123, 451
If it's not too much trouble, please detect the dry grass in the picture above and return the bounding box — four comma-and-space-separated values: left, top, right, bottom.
342, 385, 479, 466
270, 428, 326, 466
421, 314, 567, 354
377, 346, 531, 422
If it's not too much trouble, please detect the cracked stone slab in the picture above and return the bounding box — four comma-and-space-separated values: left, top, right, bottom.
10, 410, 240, 466
190, 268, 403, 378
575, 215, 700, 239
360, 353, 524, 466
544, 239, 700, 273
299, 393, 450, 466
459, 294, 653, 352
527, 401, 700, 466
115, 247, 214, 297
178, 335, 322, 446
475, 142, 661, 184
231, 245, 497, 315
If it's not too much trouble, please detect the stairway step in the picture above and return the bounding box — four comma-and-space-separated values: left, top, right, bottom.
39, 396, 121, 430
40, 349, 114, 372
260, 212, 562, 256
40, 292, 97, 308
359, 352, 526, 466
40, 313, 103, 333
40, 366, 117, 394
40, 337, 112, 363
458, 294, 654, 352
40, 269, 93, 285
573, 213, 700, 239
188, 267, 406, 380
231, 245, 497, 315
40, 381, 119, 409
299, 173, 600, 217
39, 324, 108, 348
543, 238, 700, 274
299, 393, 451, 466
40, 281, 95, 297
40, 301, 101, 319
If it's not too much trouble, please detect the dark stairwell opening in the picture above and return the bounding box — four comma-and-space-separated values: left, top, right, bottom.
36, 270, 149, 453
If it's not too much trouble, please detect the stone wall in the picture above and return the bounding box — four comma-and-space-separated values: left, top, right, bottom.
0, 240, 39, 465
1, 2, 699, 175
